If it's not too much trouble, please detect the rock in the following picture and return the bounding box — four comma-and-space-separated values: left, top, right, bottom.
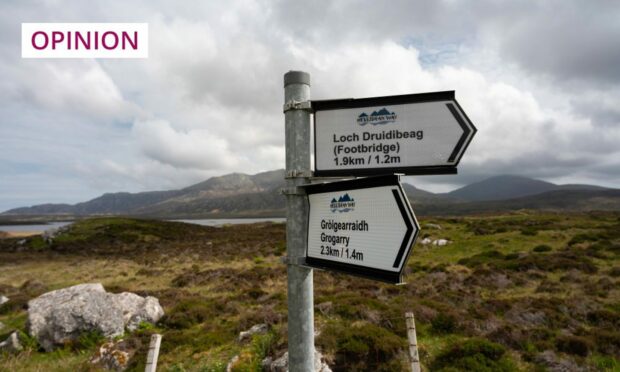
42, 225, 70, 244
425, 223, 442, 230
0, 295, 8, 305
0, 321, 4, 330
433, 239, 449, 246
261, 356, 273, 370
28, 284, 124, 351
91, 340, 134, 371
0, 332, 23, 353
420, 238, 432, 245
226, 355, 240, 372
238, 323, 268, 342
263, 350, 331, 372
109, 292, 164, 332
27, 283, 164, 351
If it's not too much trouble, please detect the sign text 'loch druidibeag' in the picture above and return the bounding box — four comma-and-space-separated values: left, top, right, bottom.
312, 91, 476, 177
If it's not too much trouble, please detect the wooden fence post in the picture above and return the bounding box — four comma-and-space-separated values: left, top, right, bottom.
145, 334, 162, 372
405, 312, 421, 372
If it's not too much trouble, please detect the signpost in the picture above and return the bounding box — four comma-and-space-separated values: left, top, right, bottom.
312, 91, 476, 177
304, 175, 419, 284
283, 70, 476, 371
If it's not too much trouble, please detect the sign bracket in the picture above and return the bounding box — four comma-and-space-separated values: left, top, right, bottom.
283, 100, 313, 113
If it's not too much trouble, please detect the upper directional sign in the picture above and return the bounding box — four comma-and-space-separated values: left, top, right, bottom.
312, 91, 476, 177
304, 175, 419, 283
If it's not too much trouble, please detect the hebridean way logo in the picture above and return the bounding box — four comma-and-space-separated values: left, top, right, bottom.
357, 108, 397, 126
330, 193, 355, 213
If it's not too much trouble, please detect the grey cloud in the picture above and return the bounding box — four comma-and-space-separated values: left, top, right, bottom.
483, 1, 620, 84
571, 99, 620, 128
1, 0, 620, 212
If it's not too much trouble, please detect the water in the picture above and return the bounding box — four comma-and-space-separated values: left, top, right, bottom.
172, 218, 286, 226
0, 218, 286, 234
0, 221, 72, 233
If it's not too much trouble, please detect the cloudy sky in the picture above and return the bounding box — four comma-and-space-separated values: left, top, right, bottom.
1, 0, 620, 212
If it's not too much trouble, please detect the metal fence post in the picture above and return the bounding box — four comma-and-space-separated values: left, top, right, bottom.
284, 70, 315, 371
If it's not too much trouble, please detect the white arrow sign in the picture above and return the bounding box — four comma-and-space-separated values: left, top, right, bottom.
304, 175, 419, 283
312, 91, 476, 177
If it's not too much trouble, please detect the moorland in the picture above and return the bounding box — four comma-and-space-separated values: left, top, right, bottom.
0, 211, 619, 371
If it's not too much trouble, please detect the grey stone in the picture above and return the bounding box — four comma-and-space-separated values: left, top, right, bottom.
263, 350, 331, 372
27, 283, 164, 351
0, 295, 8, 306
28, 284, 124, 351
109, 292, 164, 332
433, 239, 449, 246
238, 323, 268, 342
261, 356, 273, 371
0, 321, 4, 331
0, 332, 23, 353
420, 238, 432, 245
425, 223, 442, 230
42, 225, 70, 244
226, 355, 240, 372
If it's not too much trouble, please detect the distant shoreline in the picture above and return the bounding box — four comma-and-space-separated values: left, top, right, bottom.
3, 231, 41, 238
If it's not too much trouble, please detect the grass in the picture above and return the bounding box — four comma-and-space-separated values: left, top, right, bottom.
0, 212, 619, 371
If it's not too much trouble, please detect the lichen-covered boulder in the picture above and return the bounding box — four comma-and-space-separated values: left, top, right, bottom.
27, 284, 124, 351
109, 292, 164, 332
27, 283, 164, 351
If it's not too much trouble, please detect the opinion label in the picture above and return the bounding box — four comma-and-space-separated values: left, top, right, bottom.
22, 23, 148, 58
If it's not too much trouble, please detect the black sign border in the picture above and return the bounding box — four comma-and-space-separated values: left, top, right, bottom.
311, 90, 476, 177
303, 175, 420, 284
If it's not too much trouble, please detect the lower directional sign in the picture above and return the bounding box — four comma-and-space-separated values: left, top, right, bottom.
304, 175, 419, 283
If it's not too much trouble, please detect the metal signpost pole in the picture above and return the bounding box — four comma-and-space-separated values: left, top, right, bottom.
283, 70, 315, 371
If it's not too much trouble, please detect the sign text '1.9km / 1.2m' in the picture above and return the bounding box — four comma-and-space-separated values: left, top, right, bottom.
312, 91, 476, 177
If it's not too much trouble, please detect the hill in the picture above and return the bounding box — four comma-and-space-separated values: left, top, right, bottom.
445, 175, 610, 201
2, 171, 618, 218
2, 170, 285, 218
417, 189, 620, 215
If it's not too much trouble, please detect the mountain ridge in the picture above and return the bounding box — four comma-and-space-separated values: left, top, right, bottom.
2, 171, 617, 218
